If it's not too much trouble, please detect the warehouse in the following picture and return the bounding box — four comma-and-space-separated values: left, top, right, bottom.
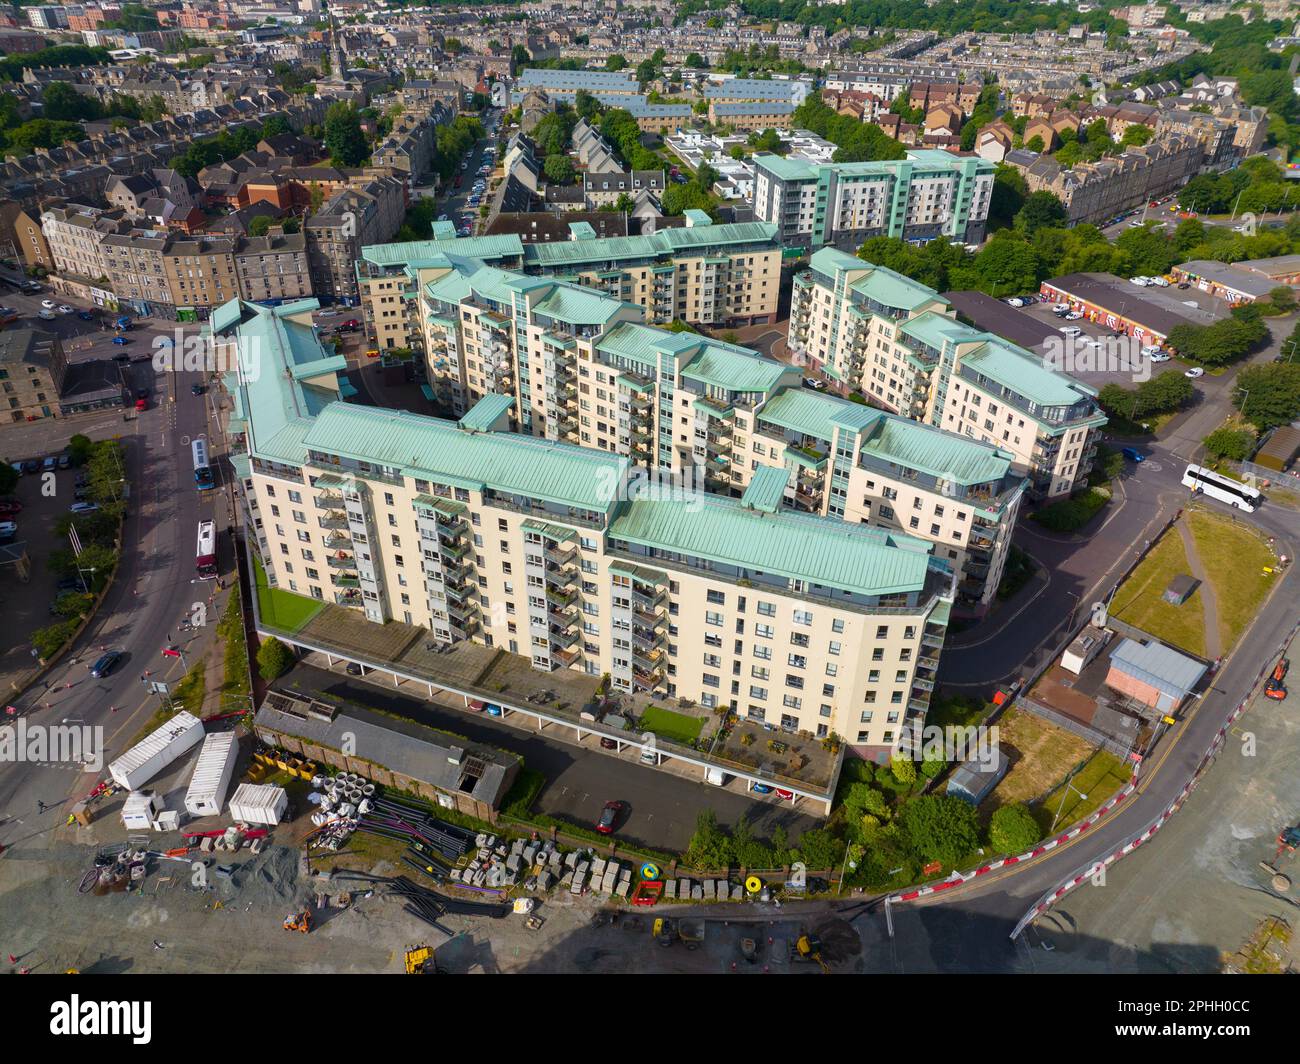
1231, 254, 1300, 286
1040, 272, 1217, 346
1170, 260, 1278, 304
254, 690, 520, 822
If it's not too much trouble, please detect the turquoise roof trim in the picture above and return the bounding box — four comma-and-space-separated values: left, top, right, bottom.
302, 403, 627, 512
861, 417, 1011, 486
757, 387, 881, 443
458, 393, 515, 432
741, 464, 792, 513
681, 340, 794, 395
609, 493, 933, 597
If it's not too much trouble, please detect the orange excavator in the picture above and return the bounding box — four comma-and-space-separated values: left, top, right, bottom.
282, 908, 312, 934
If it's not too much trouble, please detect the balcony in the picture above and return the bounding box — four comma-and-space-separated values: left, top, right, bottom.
633, 646, 664, 672
314, 491, 344, 509
323, 532, 352, 549
545, 543, 577, 567
552, 646, 582, 668
631, 627, 664, 654
917, 654, 940, 672
548, 602, 577, 626
334, 590, 363, 607
326, 553, 356, 570
549, 627, 580, 650
631, 585, 665, 611
544, 563, 576, 588
632, 666, 663, 692
632, 604, 666, 628
331, 574, 360, 588
922, 631, 944, 650
545, 586, 577, 609
318, 511, 349, 530
437, 538, 470, 561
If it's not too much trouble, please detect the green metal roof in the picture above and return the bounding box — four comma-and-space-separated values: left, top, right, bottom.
756, 388, 881, 444
961, 338, 1097, 407
596, 321, 701, 370
851, 265, 946, 312
457, 393, 515, 432
809, 245, 871, 278
861, 417, 1011, 486
361, 234, 525, 267
533, 283, 633, 325
900, 310, 974, 353
303, 403, 627, 512
741, 464, 792, 513
206, 297, 337, 467
609, 494, 933, 597
521, 221, 778, 271
681, 341, 794, 395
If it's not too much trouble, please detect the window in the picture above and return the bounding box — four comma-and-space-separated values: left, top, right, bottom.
705, 611, 724, 627
706, 589, 725, 605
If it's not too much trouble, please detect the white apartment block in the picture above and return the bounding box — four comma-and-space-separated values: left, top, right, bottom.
216, 297, 956, 762
788, 248, 1106, 499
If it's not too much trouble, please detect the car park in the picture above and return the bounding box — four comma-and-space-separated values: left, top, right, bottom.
90, 650, 122, 678
1185, 367, 1205, 378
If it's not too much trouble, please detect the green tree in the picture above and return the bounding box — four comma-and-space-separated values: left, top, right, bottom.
1203, 426, 1256, 461
65, 434, 94, 466
1014, 190, 1067, 236
897, 795, 981, 866
889, 753, 917, 786
248, 215, 273, 237
606, 54, 628, 71
989, 804, 1041, 853
685, 52, 706, 68
1024, 134, 1044, 154
256, 636, 295, 681
1235, 363, 1300, 429
543, 153, 574, 184
323, 101, 369, 167
0, 461, 16, 496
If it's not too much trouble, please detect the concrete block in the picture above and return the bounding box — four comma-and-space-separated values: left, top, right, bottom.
506, 855, 521, 873
601, 871, 617, 894
703, 879, 715, 899
665, 879, 677, 900
731, 884, 744, 901
591, 857, 606, 879
564, 851, 578, 869
475, 833, 489, 848
677, 878, 689, 897
615, 877, 631, 898
714, 879, 728, 898
523, 844, 538, 865
691, 884, 703, 900
538, 871, 552, 892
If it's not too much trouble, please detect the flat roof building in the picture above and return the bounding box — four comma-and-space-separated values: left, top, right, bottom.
1040, 272, 1218, 345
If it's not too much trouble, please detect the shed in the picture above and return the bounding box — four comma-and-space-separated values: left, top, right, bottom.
227, 783, 288, 825
183, 731, 239, 817
1061, 625, 1111, 675
1254, 425, 1300, 473
1105, 638, 1207, 716
945, 749, 1009, 805
121, 791, 163, 830
1162, 573, 1199, 606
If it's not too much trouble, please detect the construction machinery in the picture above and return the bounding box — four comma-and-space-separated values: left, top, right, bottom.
791, 931, 830, 973
282, 908, 312, 934
652, 917, 676, 947
404, 944, 439, 974
678, 918, 705, 951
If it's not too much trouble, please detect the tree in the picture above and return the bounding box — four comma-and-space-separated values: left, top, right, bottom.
685, 52, 705, 68
1014, 190, 1067, 236
323, 101, 369, 167
606, 54, 628, 71
0, 460, 16, 497
257, 636, 295, 681
42, 81, 102, 123
1268, 286, 1296, 313
261, 114, 292, 138
889, 753, 917, 786
543, 154, 574, 184
897, 795, 981, 866
1024, 134, 1044, 154
1235, 363, 1300, 429
1121, 124, 1153, 147
248, 215, 273, 237
635, 59, 658, 88
1203, 426, 1256, 461
989, 804, 1041, 853
66, 434, 94, 466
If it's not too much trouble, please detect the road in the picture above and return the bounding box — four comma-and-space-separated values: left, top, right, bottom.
0, 295, 234, 854
881, 305, 1300, 970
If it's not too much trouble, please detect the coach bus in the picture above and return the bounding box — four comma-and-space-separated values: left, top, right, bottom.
196, 520, 217, 579
192, 438, 215, 491
1182, 463, 1262, 512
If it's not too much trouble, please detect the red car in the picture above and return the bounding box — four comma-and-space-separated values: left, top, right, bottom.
1264, 679, 1287, 701
0, 501, 21, 517
595, 800, 625, 835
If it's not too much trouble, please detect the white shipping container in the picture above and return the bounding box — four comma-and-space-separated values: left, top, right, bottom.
227, 783, 288, 825
108, 711, 204, 791
183, 732, 239, 817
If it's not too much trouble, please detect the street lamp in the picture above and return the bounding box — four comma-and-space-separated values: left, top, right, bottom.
1049, 770, 1088, 833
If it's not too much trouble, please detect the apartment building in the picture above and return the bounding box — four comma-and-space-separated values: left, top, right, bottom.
752, 151, 994, 253
304, 174, 406, 305
101, 229, 174, 319
788, 248, 1105, 499
234, 230, 313, 304
0, 200, 52, 273
40, 203, 129, 283
708, 101, 796, 132
162, 235, 241, 317
701, 78, 810, 108
409, 257, 1022, 615
357, 218, 783, 353
215, 297, 954, 761
0, 327, 63, 422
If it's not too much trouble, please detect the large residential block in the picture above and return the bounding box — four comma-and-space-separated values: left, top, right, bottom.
752, 150, 994, 252
357, 217, 782, 352
788, 248, 1105, 499
214, 298, 956, 761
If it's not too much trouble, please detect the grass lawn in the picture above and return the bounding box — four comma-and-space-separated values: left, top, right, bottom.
1031, 749, 1131, 835
252, 554, 323, 633
987, 708, 1093, 809
640, 705, 705, 744
1110, 527, 1208, 657
1030, 488, 1110, 534
928, 690, 991, 730
1186, 509, 1277, 652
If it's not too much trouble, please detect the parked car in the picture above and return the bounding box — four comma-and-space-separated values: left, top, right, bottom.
1065, 311, 1083, 320
69, 502, 100, 514
1059, 325, 1082, 337
1150, 352, 1171, 363
1005, 297, 1024, 308
1185, 367, 1205, 378
751, 783, 773, 794
0, 521, 17, 539
191, 383, 206, 396
0, 501, 21, 516
40, 299, 56, 309
90, 650, 122, 678
595, 800, 625, 834
41, 455, 56, 472
38, 308, 56, 320
1122, 447, 1145, 463
77, 310, 94, 321
345, 661, 363, 676
57, 304, 74, 314
111, 336, 129, 345
803, 377, 826, 390
775, 789, 795, 801
1130, 277, 1150, 287
57, 454, 70, 469
1149, 277, 1169, 288
22, 459, 38, 474
599, 735, 618, 749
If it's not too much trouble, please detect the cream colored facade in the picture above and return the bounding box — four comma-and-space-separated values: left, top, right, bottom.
217, 298, 954, 760
788, 247, 1106, 499
40, 203, 127, 283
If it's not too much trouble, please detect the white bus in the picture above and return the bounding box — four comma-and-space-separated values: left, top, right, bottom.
1182, 463, 1262, 512
196, 520, 217, 579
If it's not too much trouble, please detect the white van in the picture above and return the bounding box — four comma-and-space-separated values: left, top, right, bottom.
639, 746, 658, 766
705, 767, 728, 787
